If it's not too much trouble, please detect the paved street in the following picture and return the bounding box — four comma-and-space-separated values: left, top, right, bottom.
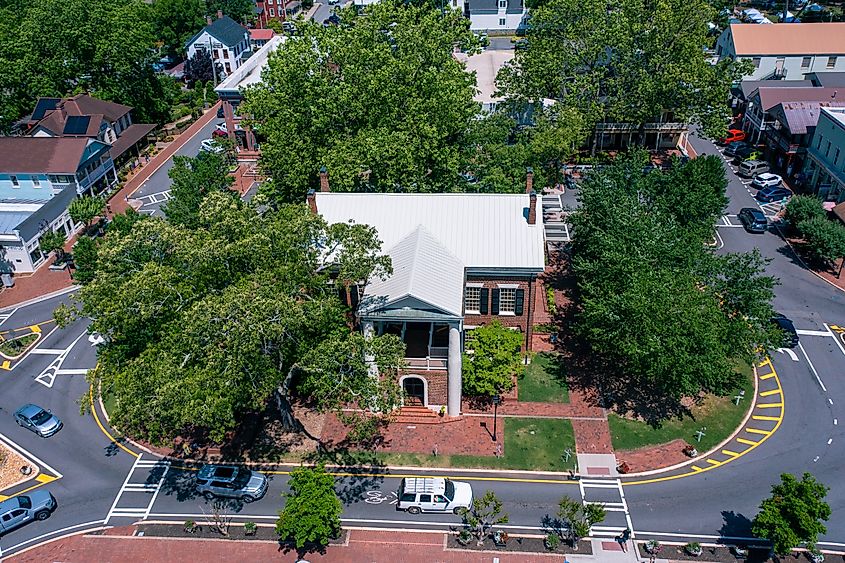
3, 134, 845, 558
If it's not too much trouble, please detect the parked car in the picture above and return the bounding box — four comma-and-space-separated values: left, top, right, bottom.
195, 465, 268, 503
0, 491, 57, 535
323, 14, 341, 26
719, 129, 746, 145
723, 141, 748, 157
328, 0, 339, 4
397, 477, 473, 515
14, 404, 62, 438
200, 139, 224, 154
732, 146, 762, 163
738, 207, 768, 233
737, 159, 769, 177
751, 172, 782, 188
755, 185, 793, 203
282, 21, 298, 35
772, 314, 799, 347
514, 38, 529, 51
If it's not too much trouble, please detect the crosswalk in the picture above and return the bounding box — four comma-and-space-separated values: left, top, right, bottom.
579, 478, 634, 539
105, 455, 170, 523
137, 190, 172, 205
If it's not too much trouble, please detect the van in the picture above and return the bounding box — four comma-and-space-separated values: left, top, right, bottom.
738, 160, 769, 178
396, 477, 473, 515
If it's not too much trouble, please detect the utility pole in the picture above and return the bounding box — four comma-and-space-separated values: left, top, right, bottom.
208, 36, 218, 86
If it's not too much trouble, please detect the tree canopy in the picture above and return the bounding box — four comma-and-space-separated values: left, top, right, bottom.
276, 465, 342, 549
569, 152, 780, 422
68, 193, 403, 444
496, 0, 752, 140
206, 0, 255, 23
462, 320, 523, 397
752, 473, 831, 556
152, 0, 207, 60
162, 151, 235, 228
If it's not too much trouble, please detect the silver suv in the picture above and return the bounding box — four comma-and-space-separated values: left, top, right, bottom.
195, 465, 268, 503
0, 491, 57, 535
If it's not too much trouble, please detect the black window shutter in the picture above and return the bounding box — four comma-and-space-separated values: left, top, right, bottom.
491, 289, 500, 315
480, 288, 489, 314
515, 288, 525, 315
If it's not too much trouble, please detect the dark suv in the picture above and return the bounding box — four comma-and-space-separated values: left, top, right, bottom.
195, 465, 268, 503
738, 207, 768, 233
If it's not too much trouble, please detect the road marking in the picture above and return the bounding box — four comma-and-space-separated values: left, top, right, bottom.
0, 520, 106, 559
798, 341, 827, 392
34, 330, 87, 388
745, 428, 768, 435
736, 438, 758, 446
89, 386, 140, 458
828, 438, 833, 445
0, 307, 19, 327
776, 347, 799, 361
759, 389, 781, 397
721, 449, 740, 457
752, 415, 780, 421
796, 329, 834, 337
824, 323, 845, 356
755, 402, 782, 409
691, 465, 703, 472
105, 454, 171, 523
0, 431, 63, 478
759, 373, 776, 380
705, 459, 721, 466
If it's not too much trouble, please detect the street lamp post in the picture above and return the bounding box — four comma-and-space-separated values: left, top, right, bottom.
492, 395, 502, 442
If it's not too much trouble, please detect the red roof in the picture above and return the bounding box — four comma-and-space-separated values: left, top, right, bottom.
250, 28, 275, 41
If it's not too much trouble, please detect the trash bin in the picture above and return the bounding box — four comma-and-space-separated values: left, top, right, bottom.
1, 273, 13, 288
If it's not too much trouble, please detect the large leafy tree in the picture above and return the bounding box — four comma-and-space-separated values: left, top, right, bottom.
206, 0, 255, 23
241, 3, 481, 203
68, 196, 106, 230
570, 152, 780, 422
70, 193, 403, 444
152, 0, 207, 60
497, 0, 752, 140
184, 49, 223, 87
276, 465, 342, 549
162, 151, 235, 228
752, 473, 831, 556
462, 320, 523, 397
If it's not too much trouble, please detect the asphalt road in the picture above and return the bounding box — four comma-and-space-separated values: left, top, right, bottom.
2, 134, 845, 557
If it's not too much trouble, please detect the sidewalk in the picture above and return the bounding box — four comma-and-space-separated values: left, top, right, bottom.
9, 527, 651, 563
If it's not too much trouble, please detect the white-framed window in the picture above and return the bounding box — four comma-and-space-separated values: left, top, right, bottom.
499, 17, 506, 26
499, 287, 517, 315
269, 7, 275, 16
464, 286, 482, 313
498, 0, 507, 7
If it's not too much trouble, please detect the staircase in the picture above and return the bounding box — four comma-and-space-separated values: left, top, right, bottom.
393, 406, 447, 425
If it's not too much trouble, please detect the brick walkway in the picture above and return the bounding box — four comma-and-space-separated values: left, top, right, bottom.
10, 528, 578, 562
0, 236, 79, 309
616, 439, 689, 473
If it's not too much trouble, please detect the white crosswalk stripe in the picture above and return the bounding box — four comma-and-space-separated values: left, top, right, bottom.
105, 454, 170, 523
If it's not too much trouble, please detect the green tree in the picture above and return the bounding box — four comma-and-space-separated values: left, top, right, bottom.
557, 496, 605, 548
70, 236, 99, 285
75, 192, 402, 443
162, 151, 235, 228
241, 3, 481, 203
797, 216, 845, 268
184, 50, 222, 87
68, 196, 106, 231
459, 490, 509, 545
785, 195, 827, 235
276, 464, 342, 550
206, 0, 255, 23
752, 473, 831, 556
462, 320, 523, 397
39, 230, 66, 261
496, 0, 752, 141
152, 0, 206, 60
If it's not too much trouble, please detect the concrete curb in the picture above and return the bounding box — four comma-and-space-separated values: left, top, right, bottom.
773, 223, 845, 295
0, 285, 77, 313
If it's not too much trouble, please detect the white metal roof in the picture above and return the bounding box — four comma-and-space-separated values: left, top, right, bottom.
215, 35, 284, 95
360, 226, 465, 317
314, 192, 545, 271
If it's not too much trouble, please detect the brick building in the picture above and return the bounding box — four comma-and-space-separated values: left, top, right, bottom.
309, 174, 545, 416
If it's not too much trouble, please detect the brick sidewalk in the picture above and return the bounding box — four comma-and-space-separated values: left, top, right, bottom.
10, 527, 581, 563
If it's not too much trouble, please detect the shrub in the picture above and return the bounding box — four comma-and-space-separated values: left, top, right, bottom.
545, 532, 560, 550
785, 195, 826, 234
244, 521, 257, 535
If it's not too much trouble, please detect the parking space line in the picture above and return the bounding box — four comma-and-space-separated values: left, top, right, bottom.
745, 428, 768, 435
752, 415, 780, 421
759, 373, 776, 380
756, 402, 782, 409
736, 438, 758, 446
759, 389, 781, 397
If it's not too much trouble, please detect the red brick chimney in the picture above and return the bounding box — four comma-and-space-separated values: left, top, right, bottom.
525, 166, 534, 194
217, 10, 224, 19
307, 190, 317, 214
528, 191, 537, 225
319, 166, 330, 192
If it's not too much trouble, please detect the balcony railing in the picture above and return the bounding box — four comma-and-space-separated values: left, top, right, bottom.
405, 346, 449, 371
77, 158, 114, 191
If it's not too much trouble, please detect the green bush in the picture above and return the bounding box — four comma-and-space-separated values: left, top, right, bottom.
798, 216, 845, 267
785, 195, 826, 234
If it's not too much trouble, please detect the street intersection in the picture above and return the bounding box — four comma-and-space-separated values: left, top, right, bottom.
2, 135, 845, 558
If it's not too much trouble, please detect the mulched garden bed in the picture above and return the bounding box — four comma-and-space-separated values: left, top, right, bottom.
638, 542, 841, 562
446, 535, 592, 555
138, 522, 279, 541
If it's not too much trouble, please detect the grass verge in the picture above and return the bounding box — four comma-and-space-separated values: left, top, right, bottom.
608, 362, 755, 453
0, 333, 38, 358
518, 353, 569, 403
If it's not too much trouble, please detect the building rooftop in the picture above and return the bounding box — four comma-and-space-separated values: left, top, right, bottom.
755, 87, 842, 111
215, 35, 284, 95
728, 23, 845, 56
0, 137, 93, 173
186, 15, 248, 49
738, 79, 813, 100
771, 101, 845, 134
822, 106, 845, 129
250, 28, 275, 41
313, 192, 545, 271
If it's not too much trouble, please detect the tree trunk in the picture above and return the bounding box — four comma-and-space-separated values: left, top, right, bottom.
273, 365, 303, 432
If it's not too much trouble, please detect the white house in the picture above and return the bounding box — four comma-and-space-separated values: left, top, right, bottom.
185, 13, 251, 79
716, 23, 845, 81
461, 0, 527, 32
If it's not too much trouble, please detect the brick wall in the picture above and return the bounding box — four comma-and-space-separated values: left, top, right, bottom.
399, 371, 448, 406
463, 276, 537, 352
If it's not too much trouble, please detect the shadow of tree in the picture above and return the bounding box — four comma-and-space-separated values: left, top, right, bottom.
719, 510, 753, 539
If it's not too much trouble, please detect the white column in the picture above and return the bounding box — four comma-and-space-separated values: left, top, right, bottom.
363, 321, 378, 378
447, 325, 462, 416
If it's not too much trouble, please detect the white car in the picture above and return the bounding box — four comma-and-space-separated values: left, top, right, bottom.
397, 477, 473, 514
200, 139, 224, 153
751, 172, 782, 189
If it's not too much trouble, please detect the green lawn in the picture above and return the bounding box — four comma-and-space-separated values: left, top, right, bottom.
518, 353, 569, 403
312, 417, 577, 472
0, 333, 38, 358
609, 362, 755, 453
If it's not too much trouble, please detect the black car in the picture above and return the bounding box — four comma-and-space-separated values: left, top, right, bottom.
754, 186, 792, 203
772, 315, 799, 348
731, 145, 759, 162
723, 141, 748, 157
738, 207, 767, 233
323, 14, 341, 26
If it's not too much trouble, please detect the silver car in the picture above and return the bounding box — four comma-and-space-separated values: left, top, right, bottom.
195, 465, 268, 503
14, 404, 62, 437
0, 491, 57, 535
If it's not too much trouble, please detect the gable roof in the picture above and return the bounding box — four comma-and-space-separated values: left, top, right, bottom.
738, 79, 812, 100
360, 226, 466, 318
29, 94, 130, 131
186, 16, 248, 49
769, 101, 845, 134
250, 28, 275, 41
754, 87, 842, 111
0, 137, 92, 173
314, 192, 545, 270
728, 23, 845, 56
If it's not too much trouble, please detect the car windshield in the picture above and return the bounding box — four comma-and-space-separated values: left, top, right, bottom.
444, 479, 455, 501
233, 467, 252, 487
30, 409, 52, 425
17, 496, 31, 509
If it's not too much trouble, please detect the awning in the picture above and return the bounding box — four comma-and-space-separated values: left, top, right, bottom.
109, 123, 157, 158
